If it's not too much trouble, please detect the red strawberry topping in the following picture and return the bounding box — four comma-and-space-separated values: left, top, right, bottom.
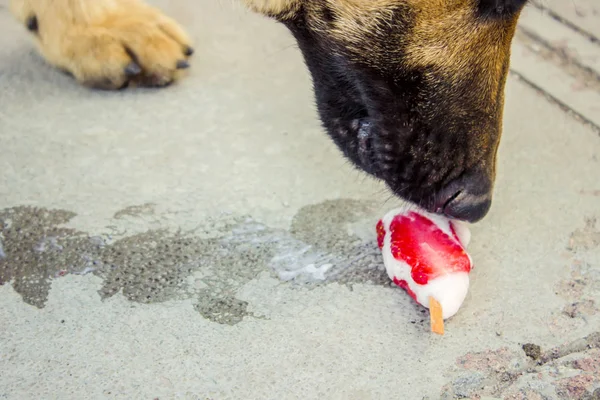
389, 212, 471, 285
449, 222, 461, 244
376, 219, 386, 249
393, 277, 418, 301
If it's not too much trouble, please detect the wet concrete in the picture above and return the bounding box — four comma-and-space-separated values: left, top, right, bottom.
0, 199, 389, 325
0, 207, 84, 307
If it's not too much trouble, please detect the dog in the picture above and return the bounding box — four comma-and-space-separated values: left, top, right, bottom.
9, 0, 527, 222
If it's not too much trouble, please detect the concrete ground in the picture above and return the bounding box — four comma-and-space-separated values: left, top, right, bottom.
1, 1, 599, 399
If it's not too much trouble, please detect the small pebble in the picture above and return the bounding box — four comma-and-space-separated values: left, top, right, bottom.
522, 343, 542, 360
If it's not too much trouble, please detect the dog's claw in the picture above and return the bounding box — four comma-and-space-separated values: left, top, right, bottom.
184, 46, 194, 56
26, 15, 38, 32
176, 60, 190, 69
124, 62, 142, 77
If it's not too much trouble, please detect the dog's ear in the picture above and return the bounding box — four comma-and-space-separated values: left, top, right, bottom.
478, 0, 528, 18
243, 0, 299, 18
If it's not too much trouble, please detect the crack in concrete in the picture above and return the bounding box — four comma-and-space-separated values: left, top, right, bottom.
442, 333, 600, 399
529, 0, 600, 44
538, 332, 600, 365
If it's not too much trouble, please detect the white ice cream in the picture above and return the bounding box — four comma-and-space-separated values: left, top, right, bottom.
380, 206, 472, 320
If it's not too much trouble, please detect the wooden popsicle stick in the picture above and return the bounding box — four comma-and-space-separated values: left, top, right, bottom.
429, 297, 445, 335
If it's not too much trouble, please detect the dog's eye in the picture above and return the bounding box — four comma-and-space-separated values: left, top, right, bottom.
478, 0, 528, 18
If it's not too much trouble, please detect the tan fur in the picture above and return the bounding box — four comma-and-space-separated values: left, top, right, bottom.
406, 0, 519, 106
8, 0, 521, 218
262, 0, 520, 180
300, 0, 519, 111
243, 0, 299, 17
10, 0, 193, 89
407, 0, 519, 159
9, 0, 519, 113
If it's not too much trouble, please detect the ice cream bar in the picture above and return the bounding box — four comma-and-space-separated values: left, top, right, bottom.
377, 206, 473, 334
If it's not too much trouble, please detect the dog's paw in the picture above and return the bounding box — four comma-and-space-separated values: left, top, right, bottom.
20, 1, 194, 89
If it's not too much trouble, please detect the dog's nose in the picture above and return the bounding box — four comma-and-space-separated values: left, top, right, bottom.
443, 191, 492, 223
433, 171, 493, 223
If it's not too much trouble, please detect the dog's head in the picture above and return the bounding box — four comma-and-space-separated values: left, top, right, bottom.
247, 0, 527, 222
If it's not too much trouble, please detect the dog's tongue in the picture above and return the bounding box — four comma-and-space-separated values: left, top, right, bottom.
387, 212, 471, 285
